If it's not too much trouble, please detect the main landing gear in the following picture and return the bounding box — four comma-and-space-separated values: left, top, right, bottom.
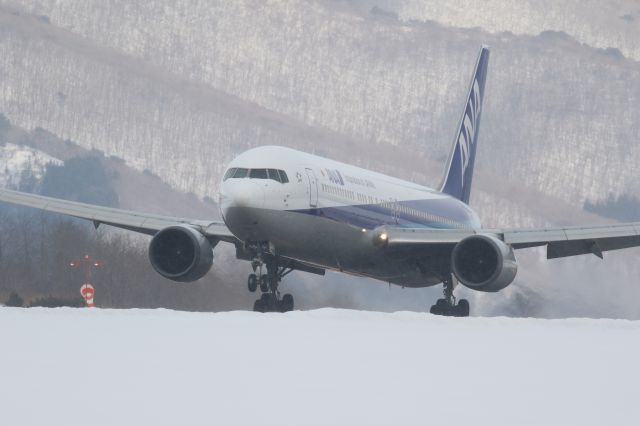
247, 250, 295, 313
430, 274, 470, 317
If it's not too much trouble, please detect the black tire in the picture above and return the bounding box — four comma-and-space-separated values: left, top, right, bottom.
456, 299, 470, 317
260, 293, 273, 311
247, 274, 258, 293
253, 299, 265, 313
431, 299, 448, 315
259, 275, 269, 292
281, 294, 294, 312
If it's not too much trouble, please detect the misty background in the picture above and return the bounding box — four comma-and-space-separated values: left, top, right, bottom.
0, 0, 639, 318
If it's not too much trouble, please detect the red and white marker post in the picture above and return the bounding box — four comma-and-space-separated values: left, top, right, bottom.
70, 254, 103, 308
80, 284, 95, 308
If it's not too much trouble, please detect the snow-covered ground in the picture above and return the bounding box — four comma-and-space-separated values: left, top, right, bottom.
1, 307, 639, 426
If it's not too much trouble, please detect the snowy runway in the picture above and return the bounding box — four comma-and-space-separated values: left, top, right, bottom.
1, 307, 639, 426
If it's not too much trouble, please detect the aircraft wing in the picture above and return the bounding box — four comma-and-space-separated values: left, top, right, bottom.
377, 222, 640, 259
0, 188, 236, 242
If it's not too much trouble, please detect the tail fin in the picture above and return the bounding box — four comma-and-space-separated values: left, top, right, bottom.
439, 46, 490, 204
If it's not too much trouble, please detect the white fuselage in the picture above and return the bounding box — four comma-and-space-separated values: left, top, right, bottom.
219, 146, 480, 287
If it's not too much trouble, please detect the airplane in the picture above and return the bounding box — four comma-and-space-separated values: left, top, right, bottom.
1, 46, 639, 316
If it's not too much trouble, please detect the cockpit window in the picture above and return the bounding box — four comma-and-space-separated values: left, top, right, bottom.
278, 170, 289, 183
249, 168, 268, 179
223, 168, 236, 181
267, 169, 280, 183
223, 167, 288, 183
233, 168, 249, 178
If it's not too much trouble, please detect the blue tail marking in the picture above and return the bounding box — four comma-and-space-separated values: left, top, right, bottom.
439, 46, 490, 205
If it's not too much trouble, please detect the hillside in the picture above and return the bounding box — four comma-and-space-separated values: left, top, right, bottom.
1, 1, 638, 209
353, 0, 640, 60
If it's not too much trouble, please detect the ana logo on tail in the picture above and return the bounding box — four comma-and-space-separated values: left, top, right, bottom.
458, 78, 482, 186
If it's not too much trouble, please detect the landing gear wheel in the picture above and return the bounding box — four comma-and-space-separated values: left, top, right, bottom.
259, 275, 269, 293
247, 274, 258, 293
456, 299, 470, 317
248, 249, 298, 313
254, 294, 273, 313
429, 298, 447, 315
280, 294, 294, 313
429, 276, 470, 317
253, 298, 264, 313
430, 301, 470, 317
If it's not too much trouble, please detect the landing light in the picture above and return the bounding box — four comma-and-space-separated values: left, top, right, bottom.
380, 233, 388, 241
361, 228, 366, 233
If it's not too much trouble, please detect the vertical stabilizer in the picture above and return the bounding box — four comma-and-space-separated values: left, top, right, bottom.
439, 46, 490, 204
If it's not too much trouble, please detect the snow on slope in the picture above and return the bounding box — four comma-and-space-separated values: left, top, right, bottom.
1, 307, 639, 426
0, 142, 61, 187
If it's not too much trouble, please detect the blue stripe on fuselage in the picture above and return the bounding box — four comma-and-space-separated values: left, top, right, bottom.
290, 198, 479, 230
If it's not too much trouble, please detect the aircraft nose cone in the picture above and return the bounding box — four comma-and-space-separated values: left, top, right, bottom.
220, 180, 265, 213
220, 179, 268, 241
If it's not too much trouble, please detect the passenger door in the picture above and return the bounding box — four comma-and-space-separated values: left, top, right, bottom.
305, 168, 318, 207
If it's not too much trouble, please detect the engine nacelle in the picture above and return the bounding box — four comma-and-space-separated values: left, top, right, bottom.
451, 234, 517, 292
148, 225, 214, 282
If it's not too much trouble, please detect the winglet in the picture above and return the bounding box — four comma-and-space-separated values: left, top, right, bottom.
439, 46, 490, 204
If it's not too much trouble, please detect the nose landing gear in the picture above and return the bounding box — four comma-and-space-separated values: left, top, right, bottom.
429, 274, 470, 317
248, 249, 295, 313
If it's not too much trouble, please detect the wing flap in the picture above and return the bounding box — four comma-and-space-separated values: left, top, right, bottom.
502, 223, 640, 258
547, 235, 640, 259
502, 223, 640, 245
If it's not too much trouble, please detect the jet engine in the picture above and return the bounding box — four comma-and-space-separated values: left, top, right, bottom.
148, 225, 215, 282
451, 234, 517, 292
